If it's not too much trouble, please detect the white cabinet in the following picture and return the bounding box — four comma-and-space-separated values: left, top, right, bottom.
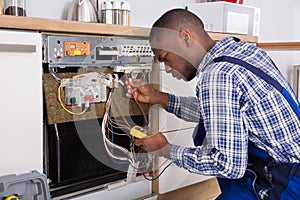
0, 30, 43, 176
159, 69, 212, 194
159, 70, 198, 132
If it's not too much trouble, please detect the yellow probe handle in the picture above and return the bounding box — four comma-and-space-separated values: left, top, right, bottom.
4, 195, 19, 200
130, 126, 148, 138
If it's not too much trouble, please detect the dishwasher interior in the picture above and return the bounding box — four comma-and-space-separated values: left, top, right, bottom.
42, 34, 155, 198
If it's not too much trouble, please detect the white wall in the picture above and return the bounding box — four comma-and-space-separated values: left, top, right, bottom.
244, 0, 300, 42
25, 0, 300, 41
126, 0, 195, 27
26, 0, 70, 20
25, 0, 196, 27
243, 0, 300, 86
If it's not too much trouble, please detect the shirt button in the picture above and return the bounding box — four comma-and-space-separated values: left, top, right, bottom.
210, 148, 217, 154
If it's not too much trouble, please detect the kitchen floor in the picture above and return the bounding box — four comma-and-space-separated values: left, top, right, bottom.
156, 178, 221, 200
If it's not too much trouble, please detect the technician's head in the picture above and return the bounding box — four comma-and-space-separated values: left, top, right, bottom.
150, 8, 215, 81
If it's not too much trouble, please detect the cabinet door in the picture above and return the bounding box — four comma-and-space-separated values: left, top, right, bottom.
159, 70, 212, 194
0, 30, 43, 176
159, 70, 198, 132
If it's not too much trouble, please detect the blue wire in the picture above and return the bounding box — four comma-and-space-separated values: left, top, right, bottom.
110, 94, 128, 165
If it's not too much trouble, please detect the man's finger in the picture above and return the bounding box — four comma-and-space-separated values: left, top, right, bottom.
130, 78, 146, 88
125, 93, 132, 98
134, 138, 143, 146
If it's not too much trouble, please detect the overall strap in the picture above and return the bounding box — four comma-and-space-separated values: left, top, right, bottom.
214, 56, 300, 121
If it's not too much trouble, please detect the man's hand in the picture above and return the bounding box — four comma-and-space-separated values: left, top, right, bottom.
125, 78, 154, 103
134, 132, 171, 159
125, 78, 169, 109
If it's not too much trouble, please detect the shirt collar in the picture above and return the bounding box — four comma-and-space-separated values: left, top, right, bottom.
196, 36, 240, 76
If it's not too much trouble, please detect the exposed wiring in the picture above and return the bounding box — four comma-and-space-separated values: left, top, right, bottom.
102, 89, 153, 173
110, 93, 129, 165
125, 74, 149, 126
109, 119, 131, 130
99, 73, 171, 180
48, 66, 61, 83
142, 161, 173, 181
52, 69, 168, 177
57, 85, 88, 115
107, 88, 151, 168
146, 159, 170, 177
102, 92, 135, 164
56, 73, 99, 115
107, 127, 130, 136
102, 110, 134, 164
133, 97, 149, 126
110, 89, 132, 128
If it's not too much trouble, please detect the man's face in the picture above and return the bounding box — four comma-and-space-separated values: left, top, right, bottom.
150, 29, 198, 81
152, 48, 196, 81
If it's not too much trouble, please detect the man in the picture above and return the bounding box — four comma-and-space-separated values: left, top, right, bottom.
126, 8, 300, 200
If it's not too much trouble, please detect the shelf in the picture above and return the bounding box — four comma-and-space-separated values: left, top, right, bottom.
257, 42, 300, 50
0, 15, 258, 43
0, 15, 150, 37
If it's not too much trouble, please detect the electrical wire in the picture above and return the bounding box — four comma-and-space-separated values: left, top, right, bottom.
101, 74, 172, 180
55, 73, 93, 115
125, 74, 149, 126
109, 119, 130, 130
102, 110, 134, 163
110, 92, 129, 165
133, 97, 149, 126
146, 159, 169, 177
57, 85, 88, 115
48, 66, 61, 83
109, 90, 131, 128
109, 92, 152, 170
107, 127, 130, 136
102, 92, 134, 164
142, 161, 173, 181
102, 90, 151, 171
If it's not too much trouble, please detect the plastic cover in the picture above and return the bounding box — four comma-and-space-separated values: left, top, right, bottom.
0, 170, 50, 200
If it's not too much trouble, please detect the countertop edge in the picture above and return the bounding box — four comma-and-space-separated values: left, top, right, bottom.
0, 15, 151, 37
0, 15, 258, 42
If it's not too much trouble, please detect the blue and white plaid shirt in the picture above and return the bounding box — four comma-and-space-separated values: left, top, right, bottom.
168, 37, 300, 181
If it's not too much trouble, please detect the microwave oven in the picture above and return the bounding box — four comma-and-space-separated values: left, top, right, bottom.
186, 2, 261, 36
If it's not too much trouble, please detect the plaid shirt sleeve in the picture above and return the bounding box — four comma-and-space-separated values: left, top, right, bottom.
170, 67, 248, 179
167, 94, 202, 122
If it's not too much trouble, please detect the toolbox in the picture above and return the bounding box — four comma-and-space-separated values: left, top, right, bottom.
0, 170, 50, 200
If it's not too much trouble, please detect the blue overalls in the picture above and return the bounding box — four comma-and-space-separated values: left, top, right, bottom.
193, 56, 300, 200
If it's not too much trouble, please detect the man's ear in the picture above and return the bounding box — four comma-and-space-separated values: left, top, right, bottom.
180, 29, 192, 47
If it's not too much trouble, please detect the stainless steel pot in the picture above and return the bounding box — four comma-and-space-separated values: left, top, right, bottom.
67, 0, 97, 23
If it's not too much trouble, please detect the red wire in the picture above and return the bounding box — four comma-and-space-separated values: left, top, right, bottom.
133, 97, 149, 126
125, 75, 149, 126
105, 94, 112, 140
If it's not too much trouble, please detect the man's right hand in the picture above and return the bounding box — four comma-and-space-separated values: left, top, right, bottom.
125, 78, 169, 109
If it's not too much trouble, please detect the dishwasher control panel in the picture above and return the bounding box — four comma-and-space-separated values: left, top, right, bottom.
42, 35, 153, 66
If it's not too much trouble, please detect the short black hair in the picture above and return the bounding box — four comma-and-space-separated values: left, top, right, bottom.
150, 8, 204, 41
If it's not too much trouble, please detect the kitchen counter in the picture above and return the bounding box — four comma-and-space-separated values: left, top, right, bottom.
0, 15, 149, 37
0, 15, 258, 42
